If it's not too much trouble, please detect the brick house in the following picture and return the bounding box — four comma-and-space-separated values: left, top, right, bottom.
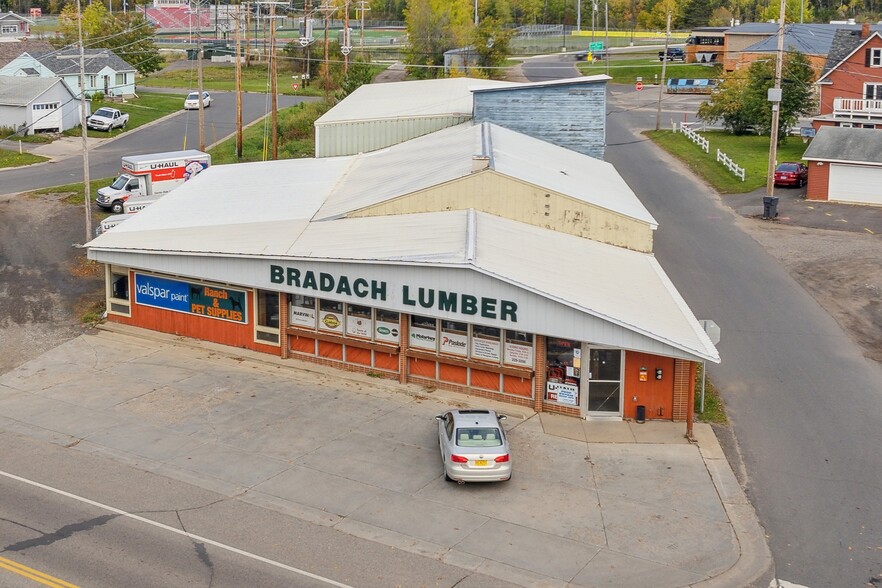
813, 24, 882, 130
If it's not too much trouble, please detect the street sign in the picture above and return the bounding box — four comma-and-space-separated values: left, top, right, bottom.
341, 46, 351, 56
292, 83, 299, 91
299, 37, 309, 47
636, 81, 643, 91
589, 41, 603, 51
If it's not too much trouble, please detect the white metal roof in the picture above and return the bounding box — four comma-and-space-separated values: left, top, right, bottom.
0, 76, 68, 106
314, 77, 514, 125
469, 74, 611, 93
88, 208, 717, 362
314, 122, 657, 226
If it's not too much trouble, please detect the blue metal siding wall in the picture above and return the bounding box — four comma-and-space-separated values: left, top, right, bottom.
473, 84, 606, 160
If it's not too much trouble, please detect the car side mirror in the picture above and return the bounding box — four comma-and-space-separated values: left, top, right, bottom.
434, 415, 446, 422
497, 414, 507, 421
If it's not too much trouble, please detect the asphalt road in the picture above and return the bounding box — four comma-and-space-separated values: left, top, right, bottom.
522, 57, 882, 587
0, 91, 307, 194
0, 433, 511, 588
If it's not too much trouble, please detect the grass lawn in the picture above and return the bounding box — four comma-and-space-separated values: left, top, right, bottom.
645, 129, 809, 193
209, 100, 330, 164
578, 57, 720, 84
64, 92, 187, 138
140, 63, 326, 97
695, 364, 726, 424
28, 178, 116, 207
0, 149, 48, 168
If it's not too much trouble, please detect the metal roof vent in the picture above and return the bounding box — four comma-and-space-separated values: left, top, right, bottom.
471, 155, 490, 172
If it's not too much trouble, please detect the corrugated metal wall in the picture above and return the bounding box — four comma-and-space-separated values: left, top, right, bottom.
352, 171, 654, 252
316, 115, 472, 157
473, 83, 606, 160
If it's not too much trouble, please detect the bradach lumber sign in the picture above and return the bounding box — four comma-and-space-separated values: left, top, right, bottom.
269, 265, 518, 323
134, 273, 247, 323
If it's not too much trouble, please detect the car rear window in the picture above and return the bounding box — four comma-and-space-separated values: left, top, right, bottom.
778, 164, 799, 171
456, 428, 502, 447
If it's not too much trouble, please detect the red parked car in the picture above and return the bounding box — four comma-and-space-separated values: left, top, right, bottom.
774, 162, 808, 187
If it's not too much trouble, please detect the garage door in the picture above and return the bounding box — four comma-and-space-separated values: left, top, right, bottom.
31, 102, 62, 133
829, 163, 882, 205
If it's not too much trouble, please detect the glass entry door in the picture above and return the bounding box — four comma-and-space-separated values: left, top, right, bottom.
582, 347, 623, 418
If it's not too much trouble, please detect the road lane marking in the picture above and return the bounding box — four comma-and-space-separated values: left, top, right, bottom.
0, 469, 353, 588
0, 555, 79, 588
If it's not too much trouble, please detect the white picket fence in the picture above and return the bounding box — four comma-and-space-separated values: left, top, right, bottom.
676, 122, 710, 153
716, 149, 745, 181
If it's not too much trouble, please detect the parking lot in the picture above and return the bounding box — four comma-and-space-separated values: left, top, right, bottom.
0, 324, 769, 587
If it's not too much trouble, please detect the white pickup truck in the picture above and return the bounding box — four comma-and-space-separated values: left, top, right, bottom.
86, 107, 129, 132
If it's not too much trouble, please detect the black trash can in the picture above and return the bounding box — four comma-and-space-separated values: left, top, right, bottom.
762, 196, 779, 219
635, 405, 646, 424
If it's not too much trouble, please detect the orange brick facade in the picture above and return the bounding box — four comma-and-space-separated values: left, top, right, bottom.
806, 161, 831, 200
818, 35, 882, 115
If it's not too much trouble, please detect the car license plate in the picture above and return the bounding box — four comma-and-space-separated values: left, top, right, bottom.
474, 460, 488, 467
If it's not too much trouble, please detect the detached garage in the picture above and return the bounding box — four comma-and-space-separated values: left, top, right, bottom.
804, 126, 882, 205
0, 76, 84, 135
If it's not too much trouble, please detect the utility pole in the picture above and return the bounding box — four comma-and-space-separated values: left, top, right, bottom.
76, 0, 92, 241
244, 3, 251, 67
235, 5, 243, 159
342, 0, 350, 73
604, 0, 609, 76
655, 11, 671, 131
269, 1, 278, 159
321, 0, 331, 80
195, 0, 205, 151
357, 0, 369, 52
577, 0, 581, 32
766, 0, 787, 196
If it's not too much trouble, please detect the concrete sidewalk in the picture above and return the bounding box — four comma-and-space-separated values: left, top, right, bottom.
0, 325, 772, 587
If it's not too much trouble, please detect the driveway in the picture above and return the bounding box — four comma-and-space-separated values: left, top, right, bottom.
0, 324, 769, 588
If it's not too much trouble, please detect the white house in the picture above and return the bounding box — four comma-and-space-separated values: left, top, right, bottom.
0, 76, 86, 135
0, 12, 33, 40
0, 47, 137, 98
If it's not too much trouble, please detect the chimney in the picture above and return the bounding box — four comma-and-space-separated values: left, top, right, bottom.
471, 155, 490, 173
862, 22, 870, 38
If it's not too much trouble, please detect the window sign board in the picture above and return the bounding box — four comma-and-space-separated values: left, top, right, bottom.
472, 337, 501, 362
410, 326, 437, 350
504, 341, 533, 367
546, 381, 579, 406
319, 311, 344, 333
134, 273, 247, 324
289, 304, 316, 327
440, 331, 468, 356
374, 319, 400, 343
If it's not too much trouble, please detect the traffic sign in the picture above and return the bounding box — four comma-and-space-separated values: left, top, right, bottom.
589, 41, 603, 51
292, 83, 299, 91
299, 37, 309, 47
636, 81, 643, 91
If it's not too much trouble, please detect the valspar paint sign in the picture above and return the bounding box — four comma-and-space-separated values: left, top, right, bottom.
269, 265, 519, 323
134, 273, 247, 324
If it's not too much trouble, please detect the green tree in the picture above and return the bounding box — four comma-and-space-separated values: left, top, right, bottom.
54, 2, 163, 75
699, 51, 816, 140
697, 69, 754, 134
472, 16, 513, 78
760, 0, 813, 23
404, 0, 472, 79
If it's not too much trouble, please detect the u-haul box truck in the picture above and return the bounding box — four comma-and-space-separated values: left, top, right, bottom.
94, 214, 129, 237
96, 150, 210, 214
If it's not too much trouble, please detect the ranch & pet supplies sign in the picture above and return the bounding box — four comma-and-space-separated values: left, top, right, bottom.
134, 274, 247, 323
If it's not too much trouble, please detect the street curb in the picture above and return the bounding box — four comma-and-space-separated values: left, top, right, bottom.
691, 426, 775, 588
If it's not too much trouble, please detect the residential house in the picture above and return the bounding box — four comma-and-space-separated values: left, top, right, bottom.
0, 76, 86, 135
0, 12, 32, 40
803, 125, 882, 205
0, 48, 137, 98
813, 24, 882, 130
0, 39, 50, 68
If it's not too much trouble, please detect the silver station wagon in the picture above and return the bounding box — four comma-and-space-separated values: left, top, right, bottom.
435, 409, 512, 483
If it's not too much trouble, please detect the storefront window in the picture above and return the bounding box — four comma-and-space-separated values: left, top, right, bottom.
439, 320, 468, 357
346, 304, 373, 338
545, 338, 580, 407
375, 309, 400, 343
256, 290, 279, 328
410, 315, 438, 350
289, 294, 316, 328
318, 299, 344, 333
111, 270, 129, 301
504, 330, 533, 367
471, 325, 501, 362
